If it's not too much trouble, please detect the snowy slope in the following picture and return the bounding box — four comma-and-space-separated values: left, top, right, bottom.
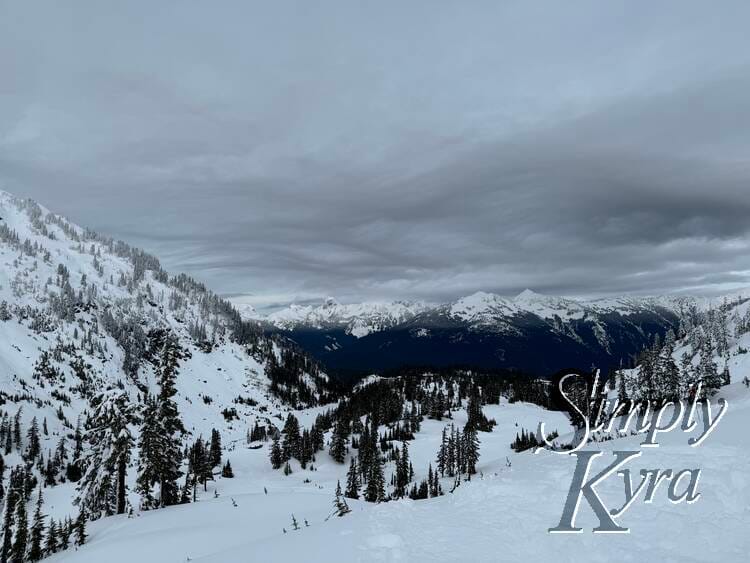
45, 383, 750, 563
0, 190, 335, 532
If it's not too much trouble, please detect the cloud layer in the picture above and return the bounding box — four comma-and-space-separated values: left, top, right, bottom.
3, 1, 750, 308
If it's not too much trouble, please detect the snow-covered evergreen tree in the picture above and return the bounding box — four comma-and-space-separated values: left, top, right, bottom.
75, 390, 136, 518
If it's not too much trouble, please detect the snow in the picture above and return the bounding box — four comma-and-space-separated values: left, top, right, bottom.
255, 288, 686, 340
3, 189, 750, 562
45, 386, 750, 562
259, 299, 429, 338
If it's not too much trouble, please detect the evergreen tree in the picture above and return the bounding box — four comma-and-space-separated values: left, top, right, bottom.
209, 429, 222, 468
221, 460, 234, 478
617, 369, 629, 403
187, 437, 213, 494
329, 421, 347, 464
59, 518, 71, 551
10, 497, 28, 563
137, 338, 185, 509
0, 301, 11, 322
661, 350, 681, 402
463, 424, 480, 475
12, 410, 21, 452
436, 427, 447, 477
44, 519, 58, 556
153, 338, 186, 507
135, 396, 160, 509
269, 436, 283, 470
333, 480, 350, 517
364, 454, 385, 503
394, 442, 411, 498
28, 490, 45, 562
344, 457, 359, 499
74, 512, 86, 547
66, 419, 84, 482
281, 414, 300, 461
25, 417, 41, 461
698, 346, 722, 397
76, 391, 136, 518
0, 483, 15, 563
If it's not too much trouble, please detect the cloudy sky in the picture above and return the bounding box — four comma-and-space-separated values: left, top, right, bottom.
2, 1, 750, 310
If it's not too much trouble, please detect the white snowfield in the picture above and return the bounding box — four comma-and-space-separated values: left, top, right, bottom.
47, 384, 749, 563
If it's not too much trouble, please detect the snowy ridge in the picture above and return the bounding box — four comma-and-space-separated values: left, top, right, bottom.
0, 189, 333, 443
260, 297, 430, 338
256, 289, 684, 337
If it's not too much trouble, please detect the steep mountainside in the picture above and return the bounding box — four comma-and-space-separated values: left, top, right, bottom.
245, 290, 682, 376
0, 189, 336, 453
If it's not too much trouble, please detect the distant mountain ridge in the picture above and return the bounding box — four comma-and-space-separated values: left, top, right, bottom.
238, 290, 687, 376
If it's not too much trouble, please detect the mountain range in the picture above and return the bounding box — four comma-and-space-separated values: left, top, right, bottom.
0, 189, 747, 563
239, 290, 686, 376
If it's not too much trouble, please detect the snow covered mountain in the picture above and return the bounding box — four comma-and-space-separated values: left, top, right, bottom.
247, 290, 682, 375
0, 190, 334, 410
0, 189, 747, 563
245, 298, 429, 338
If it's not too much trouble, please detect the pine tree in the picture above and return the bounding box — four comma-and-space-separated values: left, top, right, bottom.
135, 396, 160, 509
187, 437, 213, 494
617, 369, 629, 403
269, 436, 283, 470
344, 457, 359, 499
74, 512, 86, 547
76, 390, 136, 518
329, 421, 347, 464
153, 339, 186, 507
364, 454, 385, 503
698, 346, 722, 397
44, 519, 58, 556
209, 429, 222, 468
59, 517, 71, 551
25, 417, 41, 461
28, 489, 45, 562
12, 410, 21, 452
333, 481, 350, 517
136, 338, 185, 509
394, 442, 411, 498
10, 496, 28, 563
66, 419, 84, 482
221, 460, 234, 478
281, 414, 300, 462
436, 427, 447, 477
661, 351, 681, 402
0, 301, 11, 322
463, 424, 480, 475
0, 480, 15, 563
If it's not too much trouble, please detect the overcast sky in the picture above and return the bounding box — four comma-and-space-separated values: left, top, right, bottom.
3, 1, 750, 310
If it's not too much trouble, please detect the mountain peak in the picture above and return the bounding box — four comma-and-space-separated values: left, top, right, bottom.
322, 296, 339, 308
514, 288, 542, 302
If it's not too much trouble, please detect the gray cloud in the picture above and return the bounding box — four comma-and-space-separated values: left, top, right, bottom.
2, 1, 750, 309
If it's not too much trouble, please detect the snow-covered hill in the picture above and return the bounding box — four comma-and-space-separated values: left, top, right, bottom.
0, 189, 337, 530
43, 381, 750, 563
